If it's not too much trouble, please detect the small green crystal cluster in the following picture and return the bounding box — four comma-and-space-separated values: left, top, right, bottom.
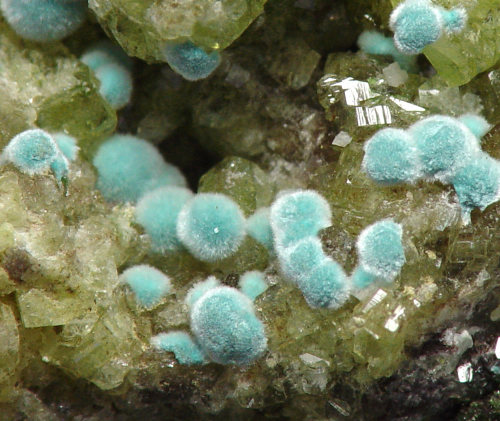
0, 0, 499, 419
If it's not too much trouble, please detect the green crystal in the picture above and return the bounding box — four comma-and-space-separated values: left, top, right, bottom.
88, 0, 267, 61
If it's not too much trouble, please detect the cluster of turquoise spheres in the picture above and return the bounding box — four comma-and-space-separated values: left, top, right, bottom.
0, 0, 499, 369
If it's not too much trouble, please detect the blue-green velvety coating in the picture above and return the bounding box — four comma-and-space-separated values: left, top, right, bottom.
452, 154, 500, 221
362, 128, 420, 185
50, 154, 69, 182
95, 63, 133, 110
81, 40, 133, 72
151, 331, 205, 365
176, 193, 246, 262
190, 286, 267, 365
458, 114, 491, 139
296, 259, 349, 309
410, 115, 480, 181
357, 220, 405, 281
3, 129, 60, 175
164, 41, 221, 81
0, 0, 87, 42
185, 277, 220, 308
357, 31, 417, 72
246, 208, 273, 251
351, 266, 378, 289
438, 7, 466, 34
239, 271, 268, 301
389, 0, 442, 55
93, 134, 186, 203
121, 264, 171, 308
270, 190, 332, 248
279, 237, 325, 283
136, 186, 193, 253
53, 133, 78, 161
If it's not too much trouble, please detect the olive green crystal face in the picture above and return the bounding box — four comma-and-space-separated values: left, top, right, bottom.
88, 0, 268, 61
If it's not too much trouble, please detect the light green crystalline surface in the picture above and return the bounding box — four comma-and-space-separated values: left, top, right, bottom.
88, 0, 267, 61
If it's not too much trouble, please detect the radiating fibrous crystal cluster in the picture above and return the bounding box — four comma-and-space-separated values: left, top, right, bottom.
0, 0, 499, 420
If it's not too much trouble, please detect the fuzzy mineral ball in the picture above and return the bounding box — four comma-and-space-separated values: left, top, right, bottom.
297, 258, 349, 309
389, 0, 443, 55
362, 128, 420, 185
151, 331, 205, 365
95, 63, 133, 110
246, 208, 274, 251
0, 0, 87, 42
93, 134, 186, 203
53, 133, 79, 161
185, 276, 220, 308
136, 186, 193, 253
452, 154, 500, 221
270, 190, 332, 248
458, 114, 492, 139
409, 115, 480, 181
176, 193, 246, 262
357, 219, 405, 281
190, 286, 267, 365
121, 264, 171, 308
164, 41, 221, 81
81, 40, 133, 72
239, 271, 268, 301
279, 236, 325, 283
2, 129, 60, 175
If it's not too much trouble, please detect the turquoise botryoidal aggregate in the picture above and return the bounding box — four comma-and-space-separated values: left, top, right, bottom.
176, 193, 246, 262
410, 115, 479, 181
0, 0, 87, 42
1, 129, 68, 181
81, 40, 133, 72
93, 134, 186, 203
95, 63, 133, 110
356, 219, 405, 281
362, 128, 420, 185
135, 186, 194, 253
389, 0, 466, 55
151, 331, 205, 365
239, 271, 268, 301
280, 237, 325, 283
270, 190, 332, 248
246, 208, 274, 251
53, 133, 79, 161
452, 154, 500, 223
163, 41, 221, 81
190, 285, 267, 365
121, 265, 171, 308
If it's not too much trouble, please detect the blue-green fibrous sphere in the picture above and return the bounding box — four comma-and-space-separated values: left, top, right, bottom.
452, 153, 500, 222
2, 129, 64, 176
357, 219, 405, 281
190, 285, 267, 365
239, 271, 268, 301
246, 208, 274, 251
363, 128, 421, 185
176, 193, 246, 262
53, 133, 79, 161
136, 186, 194, 253
297, 258, 349, 309
81, 40, 133, 72
0, 0, 87, 42
163, 41, 221, 81
93, 134, 187, 203
121, 264, 171, 308
389, 0, 442, 55
409, 115, 480, 181
270, 190, 332, 249
95, 63, 133, 110
151, 331, 206, 365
